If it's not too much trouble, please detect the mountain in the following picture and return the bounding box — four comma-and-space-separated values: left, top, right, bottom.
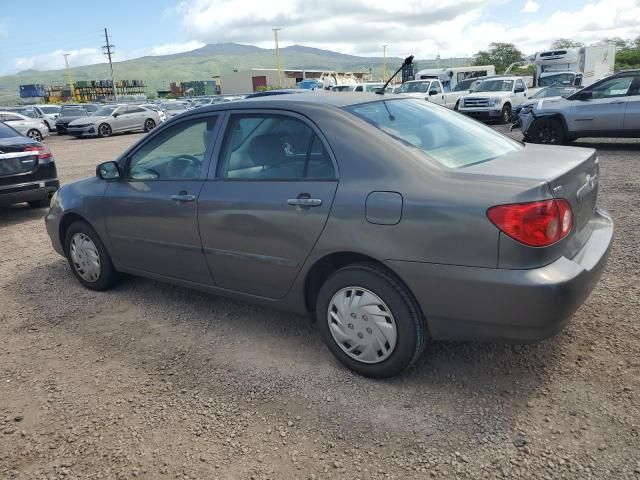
0, 43, 472, 104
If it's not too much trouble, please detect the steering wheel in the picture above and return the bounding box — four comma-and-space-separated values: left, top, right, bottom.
167, 154, 201, 179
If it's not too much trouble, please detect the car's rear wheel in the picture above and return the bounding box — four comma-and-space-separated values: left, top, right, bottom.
64, 221, 119, 291
27, 197, 50, 208
98, 123, 112, 138
316, 263, 428, 378
143, 119, 156, 132
527, 118, 566, 145
27, 129, 42, 141
500, 104, 512, 124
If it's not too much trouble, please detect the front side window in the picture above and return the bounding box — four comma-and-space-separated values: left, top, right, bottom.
128, 106, 146, 114
430, 82, 442, 94
127, 116, 217, 180
218, 114, 335, 180
346, 99, 521, 169
95, 106, 116, 116
515, 79, 525, 91
589, 76, 633, 98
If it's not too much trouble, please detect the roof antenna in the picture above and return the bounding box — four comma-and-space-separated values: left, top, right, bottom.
377, 55, 414, 95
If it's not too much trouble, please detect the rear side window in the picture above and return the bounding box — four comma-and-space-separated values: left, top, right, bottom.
218, 114, 335, 180
346, 99, 521, 168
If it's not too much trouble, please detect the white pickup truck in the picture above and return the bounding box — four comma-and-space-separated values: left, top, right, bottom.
395, 79, 466, 110
458, 76, 529, 123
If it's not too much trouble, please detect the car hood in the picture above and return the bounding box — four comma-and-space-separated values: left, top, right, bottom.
464, 91, 513, 98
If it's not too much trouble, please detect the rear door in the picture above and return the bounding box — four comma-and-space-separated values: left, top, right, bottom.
103, 114, 220, 284
623, 75, 640, 131
198, 111, 338, 299
127, 106, 149, 130
571, 75, 633, 133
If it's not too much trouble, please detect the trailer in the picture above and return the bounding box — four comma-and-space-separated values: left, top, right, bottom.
414, 65, 496, 92
533, 45, 616, 88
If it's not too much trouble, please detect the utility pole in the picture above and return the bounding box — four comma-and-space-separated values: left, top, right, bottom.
63, 54, 75, 101
102, 28, 118, 101
273, 28, 282, 88
382, 44, 388, 82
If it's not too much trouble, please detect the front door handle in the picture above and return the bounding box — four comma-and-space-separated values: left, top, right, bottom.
287, 198, 322, 207
610, 100, 626, 104
170, 192, 196, 203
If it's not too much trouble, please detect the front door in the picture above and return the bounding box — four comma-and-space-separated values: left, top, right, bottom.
570, 75, 634, 133
103, 115, 220, 284
198, 112, 338, 299
428, 81, 445, 106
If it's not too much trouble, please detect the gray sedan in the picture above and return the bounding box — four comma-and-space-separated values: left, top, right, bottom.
67, 105, 160, 138
45, 93, 613, 378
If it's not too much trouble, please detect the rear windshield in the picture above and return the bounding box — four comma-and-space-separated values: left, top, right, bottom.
345, 98, 521, 168
0, 122, 19, 139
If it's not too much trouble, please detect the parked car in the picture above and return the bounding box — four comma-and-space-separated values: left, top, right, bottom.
45, 93, 612, 378
512, 86, 581, 128
517, 70, 640, 144
0, 111, 49, 141
452, 77, 484, 93
19, 105, 61, 132
56, 106, 91, 134
354, 82, 385, 93
0, 121, 58, 208
458, 76, 529, 123
245, 89, 305, 98
395, 79, 466, 110
139, 104, 167, 123
67, 104, 160, 138
161, 102, 190, 119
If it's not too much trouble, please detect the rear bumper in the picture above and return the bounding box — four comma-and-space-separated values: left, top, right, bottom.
386, 209, 613, 342
0, 178, 59, 206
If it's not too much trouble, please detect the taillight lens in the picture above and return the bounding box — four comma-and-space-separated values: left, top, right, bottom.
24, 145, 53, 164
487, 199, 573, 247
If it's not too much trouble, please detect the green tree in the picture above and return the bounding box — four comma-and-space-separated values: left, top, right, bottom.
473, 43, 524, 74
550, 39, 584, 49
599, 37, 629, 49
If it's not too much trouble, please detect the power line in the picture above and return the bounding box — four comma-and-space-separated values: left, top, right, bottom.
102, 28, 118, 101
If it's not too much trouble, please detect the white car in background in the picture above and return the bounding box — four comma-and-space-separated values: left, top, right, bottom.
354, 82, 385, 93
140, 104, 167, 122
161, 102, 190, 119
31, 105, 61, 132
0, 111, 49, 141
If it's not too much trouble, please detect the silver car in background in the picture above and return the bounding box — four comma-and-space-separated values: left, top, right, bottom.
67, 104, 160, 138
161, 102, 190, 119
0, 111, 49, 141
139, 104, 167, 123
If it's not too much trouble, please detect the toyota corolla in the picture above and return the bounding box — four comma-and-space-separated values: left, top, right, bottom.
45, 93, 613, 378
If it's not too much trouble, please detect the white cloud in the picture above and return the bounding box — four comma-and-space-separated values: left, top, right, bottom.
0, 17, 9, 38
147, 41, 205, 56
521, 0, 539, 13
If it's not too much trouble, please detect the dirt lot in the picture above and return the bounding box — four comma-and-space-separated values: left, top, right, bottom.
1, 129, 639, 479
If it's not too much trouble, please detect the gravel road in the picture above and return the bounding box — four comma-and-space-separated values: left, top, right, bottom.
1, 129, 639, 479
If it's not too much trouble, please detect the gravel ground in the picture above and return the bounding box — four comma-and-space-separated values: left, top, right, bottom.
1, 128, 639, 479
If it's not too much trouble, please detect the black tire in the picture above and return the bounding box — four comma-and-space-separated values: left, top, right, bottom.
27, 129, 42, 142
454, 100, 460, 111
27, 197, 50, 208
97, 123, 112, 138
315, 263, 428, 378
64, 221, 119, 291
526, 118, 567, 145
143, 118, 156, 132
500, 104, 512, 124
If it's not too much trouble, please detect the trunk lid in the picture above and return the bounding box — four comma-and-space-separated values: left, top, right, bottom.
0, 137, 39, 177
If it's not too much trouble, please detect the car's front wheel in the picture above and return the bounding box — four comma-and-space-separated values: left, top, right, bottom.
64, 221, 119, 291
500, 104, 512, 124
97, 123, 112, 138
143, 119, 156, 132
316, 263, 428, 378
27, 129, 42, 141
526, 118, 566, 145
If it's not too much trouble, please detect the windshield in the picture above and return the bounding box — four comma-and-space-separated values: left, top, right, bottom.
60, 108, 86, 117
475, 79, 514, 92
396, 81, 430, 94
40, 106, 61, 114
164, 103, 186, 110
531, 87, 576, 99
345, 99, 520, 168
539, 73, 575, 87
94, 106, 117, 116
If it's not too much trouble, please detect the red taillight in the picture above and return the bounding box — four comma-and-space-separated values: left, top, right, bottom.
24, 145, 53, 163
487, 199, 573, 247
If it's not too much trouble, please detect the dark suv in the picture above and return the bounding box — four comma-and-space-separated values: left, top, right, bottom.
0, 122, 59, 208
56, 104, 99, 134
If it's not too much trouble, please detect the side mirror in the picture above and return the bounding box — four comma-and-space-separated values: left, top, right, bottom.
514, 87, 525, 93
576, 90, 593, 100
97, 161, 120, 180
429, 90, 438, 96
112, 112, 119, 118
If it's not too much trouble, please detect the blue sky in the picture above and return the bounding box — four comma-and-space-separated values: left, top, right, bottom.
0, 0, 637, 76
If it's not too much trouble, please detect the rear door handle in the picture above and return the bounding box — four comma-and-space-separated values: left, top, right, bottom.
170, 192, 196, 203
287, 198, 322, 207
